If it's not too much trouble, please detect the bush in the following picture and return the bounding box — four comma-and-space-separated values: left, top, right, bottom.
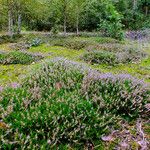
29, 38, 42, 47
82, 51, 116, 65
0, 34, 22, 44
51, 38, 90, 50
98, 5, 124, 40
0, 92, 116, 149
85, 45, 146, 64
82, 72, 149, 118
0, 51, 42, 65
0, 58, 149, 148
0, 58, 116, 148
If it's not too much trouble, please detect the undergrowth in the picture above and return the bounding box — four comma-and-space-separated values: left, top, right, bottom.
0, 58, 149, 149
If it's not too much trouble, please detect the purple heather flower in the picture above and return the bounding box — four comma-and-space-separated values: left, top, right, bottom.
0, 86, 3, 92
11, 82, 20, 89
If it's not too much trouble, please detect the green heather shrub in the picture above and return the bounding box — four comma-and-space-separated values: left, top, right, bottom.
82, 72, 149, 118
0, 92, 116, 149
0, 34, 22, 44
52, 38, 90, 50
0, 51, 42, 65
83, 46, 146, 65
0, 58, 149, 148
82, 51, 116, 65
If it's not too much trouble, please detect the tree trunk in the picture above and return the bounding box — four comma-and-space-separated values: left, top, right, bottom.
133, 0, 137, 10
8, 8, 13, 37
145, 6, 148, 16
64, 14, 67, 36
76, 12, 79, 35
17, 13, 21, 34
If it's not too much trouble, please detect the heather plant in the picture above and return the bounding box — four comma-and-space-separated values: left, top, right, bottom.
0, 58, 116, 148
82, 51, 117, 65
0, 34, 22, 44
83, 44, 147, 65
0, 58, 149, 149
51, 38, 90, 50
0, 51, 42, 65
82, 72, 149, 118
0, 92, 117, 149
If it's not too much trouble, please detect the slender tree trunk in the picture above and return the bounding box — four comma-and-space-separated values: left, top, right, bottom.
64, 14, 67, 36
133, 0, 137, 10
17, 13, 21, 34
76, 12, 79, 35
8, 8, 13, 37
145, 6, 148, 16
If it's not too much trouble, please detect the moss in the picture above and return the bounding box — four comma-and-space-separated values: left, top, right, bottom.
0, 64, 26, 85
90, 57, 150, 82
29, 44, 86, 60
130, 141, 140, 150
0, 43, 12, 51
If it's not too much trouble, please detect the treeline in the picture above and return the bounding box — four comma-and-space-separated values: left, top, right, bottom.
0, 0, 150, 38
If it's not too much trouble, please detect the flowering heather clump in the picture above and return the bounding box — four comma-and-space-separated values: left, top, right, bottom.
126, 31, 145, 40
0, 51, 43, 65
82, 51, 117, 65
0, 58, 149, 149
82, 45, 147, 65
82, 71, 149, 118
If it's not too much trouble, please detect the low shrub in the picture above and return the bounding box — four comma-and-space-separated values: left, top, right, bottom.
0, 51, 42, 65
51, 38, 90, 50
0, 59, 116, 148
0, 34, 22, 44
82, 72, 149, 118
84, 45, 147, 64
64, 40, 89, 50
29, 38, 42, 47
0, 92, 116, 149
0, 58, 149, 148
82, 51, 116, 65
86, 44, 123, 52
9, 42, 31, 51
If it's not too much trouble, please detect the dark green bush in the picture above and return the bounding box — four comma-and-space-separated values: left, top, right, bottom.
0, 51, 42, 65
98, 5, 124, 40
0, 34, 22, 44
52, 38, 90, 50
82, 51, 116, 65
82, 72, 149, 118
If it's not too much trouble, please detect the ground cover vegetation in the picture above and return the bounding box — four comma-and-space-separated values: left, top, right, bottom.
0, 0, 150, 149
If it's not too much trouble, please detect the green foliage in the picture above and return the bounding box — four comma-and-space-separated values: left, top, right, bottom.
51, 38, 90, 50
82, 51, 116, 65
99, 4, 124, 40
82, 72, 149, 118
29, 38, 42, 47
0, 51, 41, 65
0, 34, 22, 44
0, 58, 149, 148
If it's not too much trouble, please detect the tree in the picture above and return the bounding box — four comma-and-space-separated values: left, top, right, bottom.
72, 0, 85, 34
